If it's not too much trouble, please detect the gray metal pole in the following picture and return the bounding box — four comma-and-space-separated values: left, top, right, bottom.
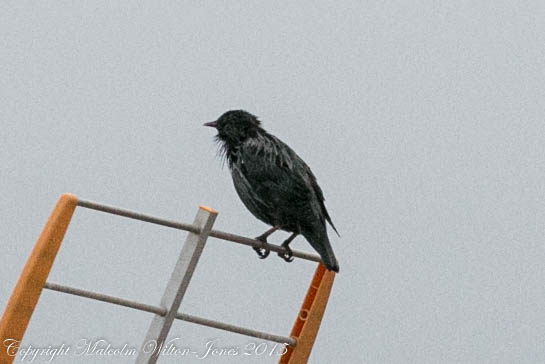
43, 281, 296, 346
76, 198, 322, 263
43, 282, 166, 316
136, 206, 217, 364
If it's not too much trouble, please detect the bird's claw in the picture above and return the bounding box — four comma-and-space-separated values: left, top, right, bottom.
253, 236, 271, 259
278, 244, 294, 262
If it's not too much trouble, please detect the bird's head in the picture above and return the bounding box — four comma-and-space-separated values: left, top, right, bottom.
204, 110, 262, 145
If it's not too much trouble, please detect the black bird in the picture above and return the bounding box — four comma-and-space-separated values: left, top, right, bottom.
204, 110, 340, 272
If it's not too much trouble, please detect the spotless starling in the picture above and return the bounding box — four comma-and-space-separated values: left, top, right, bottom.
204, 110, 339, 272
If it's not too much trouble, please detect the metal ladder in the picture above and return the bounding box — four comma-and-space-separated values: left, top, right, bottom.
0, 194, 336, 363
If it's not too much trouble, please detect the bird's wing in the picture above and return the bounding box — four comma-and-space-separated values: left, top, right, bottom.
239, 137, 311, 206
242, 135, 339, 235
231, 163, 279, 226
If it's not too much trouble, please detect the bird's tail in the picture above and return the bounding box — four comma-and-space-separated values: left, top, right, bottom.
302, 226, 339, 273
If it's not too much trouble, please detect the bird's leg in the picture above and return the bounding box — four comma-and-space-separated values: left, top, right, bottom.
278, 232, 298, 262
253, 225, 280, 259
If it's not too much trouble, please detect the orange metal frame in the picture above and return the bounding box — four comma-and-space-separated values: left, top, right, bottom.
0, 193, 335, 364
0, 194, 77, 364
279, 264, 336, 364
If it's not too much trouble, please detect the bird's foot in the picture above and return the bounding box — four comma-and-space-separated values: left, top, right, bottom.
278, 242, 294, 263
253, 235, 271, 259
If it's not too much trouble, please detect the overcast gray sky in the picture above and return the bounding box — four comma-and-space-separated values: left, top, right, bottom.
2, 1, 545, 363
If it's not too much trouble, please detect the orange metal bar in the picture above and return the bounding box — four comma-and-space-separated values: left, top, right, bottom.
280, 264, 336, 364
0, 193, 77, 363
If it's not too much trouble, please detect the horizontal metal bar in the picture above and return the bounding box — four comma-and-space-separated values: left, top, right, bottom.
175, 312, 296, 347
77, 199, 322, 263
43, 282, 296, 347
43, 282, 166, 315
208, 230, 322, 263
77, 199, 200, 234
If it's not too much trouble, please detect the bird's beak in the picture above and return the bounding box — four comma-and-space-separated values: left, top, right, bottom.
203, 121, 218, 128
